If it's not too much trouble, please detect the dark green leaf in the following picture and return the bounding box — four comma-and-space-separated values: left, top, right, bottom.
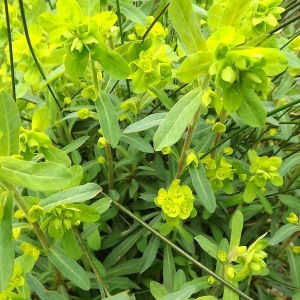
163, 245, 175, 291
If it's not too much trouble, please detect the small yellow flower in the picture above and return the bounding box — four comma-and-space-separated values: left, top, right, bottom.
97, 156, 106, 164
77, 108, 90, 119
13, 227, 21, 240
218, 250, 227, 262
212, 122, 226, 133
186, 151, 199, 167
224, 147, 233, 155
97, 137, 107, 148
286, 212, 299, 224
208, 276, 216, 285
162, 146, 172, 155
269, 128, 278, 136
292, 246, 300, 254
64, 96, 72, 104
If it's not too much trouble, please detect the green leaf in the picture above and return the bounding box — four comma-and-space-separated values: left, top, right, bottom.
279, 195, 300, 211
0, 90, 20, 155
103, 291, 130, 300
107, 258, 144, 277
189, 164, 216, 213
208, 0, 253, 30
92, 45, 130, 79
149, 86, 175, 110
120, 133, 154, 153
47, 245, 90, 291
39, 65, 65, 89
161, 286, 195, 300
40, 183, 102, 210
229, 210, 243, 254
180, 276, 210, 293
280, 152, 300, 176
26, 273, 68, 300
0, 157, 76, 192
0, 191, 14, 291
56, 0, 82, 23
154, 88, 202, 151
237, 89, 266, 127
194, 235, 218, 258
64, 49, 89, 78
118, 1, 147, 25
95, 90, 121, 148
124, 113, 166, 133
287, 249, 300, 289
163, 245, 175, 291
150, 281, 169, 300
32, 107, 52, 131
79, 0, 99, 16
173, 270, 187, 292
103, 228, 147, 268
62, 136, 90, 154
169, 0, 207, 53
41, 144, 71, 167
177, 51, 214, 82
269, 224, 300, 245
140, 236, 160, 273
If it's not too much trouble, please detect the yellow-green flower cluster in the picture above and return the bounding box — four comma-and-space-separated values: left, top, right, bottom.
154, 179, 195, 225
19, 126, 52, 158
244, 149, 283, 202
221, 235, 268, 282
201, 155, 235, 192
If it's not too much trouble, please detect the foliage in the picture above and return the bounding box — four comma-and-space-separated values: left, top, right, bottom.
0, 0, 299, 299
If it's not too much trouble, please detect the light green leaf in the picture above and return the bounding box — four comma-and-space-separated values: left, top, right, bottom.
62, 136, 90, 154
177, 52, 214, 82
279, 195, 300, 211
124, 113, 166, 133
47, 245, 90, 290
39, 65, 65, 89
269, 224, 300, 245
149, 86, 175, 110
56, 0, 82, 24
237, 89, 266, 127
189, 164, 216, 213
120, 133, 154, 153
280, 152, 300, 176
95, 90, 121, 148
161, 286, 195, 300
0, 156, 75, 192
169, 0, 207, 54
173, 269, 187, 291
32, 107, 52, 132
229, 210, 243, 254
41, 144, 71, 167
194, 235, 218, 258
92, 45, 130, 79
163, 245, 175, 291
181, 276, 210, 293
65, 49, 89, 78
119, 1, 147, 25
107, 258, 144, 277
40, 183, 102, 210
103, 291, 130, 300
0, 90, 20, 155
140, 236, 160, 273
0, 191, 14, 291
154, 88, 202, 151
287, 248, 300, 289
26, 273, 68, 300
150, 281, 169, 300
79, 0, 99, 16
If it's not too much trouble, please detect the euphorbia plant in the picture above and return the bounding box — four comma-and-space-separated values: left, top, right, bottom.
0, 0, 299, 299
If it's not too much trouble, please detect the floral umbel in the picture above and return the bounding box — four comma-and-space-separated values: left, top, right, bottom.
154, 179, 195, 225
244, 149, 283, 202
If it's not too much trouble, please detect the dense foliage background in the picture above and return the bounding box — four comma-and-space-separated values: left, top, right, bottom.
0, 0, 299, 299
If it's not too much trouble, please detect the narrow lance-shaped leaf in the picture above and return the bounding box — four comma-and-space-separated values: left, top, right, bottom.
95, 90, 121, 148
153, 88, 202, 151
169, 0, 207, 53
47, 245, 90, 291
163, 245, 175, 291
0, 191, 14, 291
40, 183, 102, 210
0, 156, 75, 192
189, 164, 216, 213
0, 90, 20, 155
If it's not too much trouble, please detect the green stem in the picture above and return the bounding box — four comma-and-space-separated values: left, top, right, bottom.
74, 229, 111, 297
111, 199, 254, 300
4, 0, 16, 101
176, 106, 202, 179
